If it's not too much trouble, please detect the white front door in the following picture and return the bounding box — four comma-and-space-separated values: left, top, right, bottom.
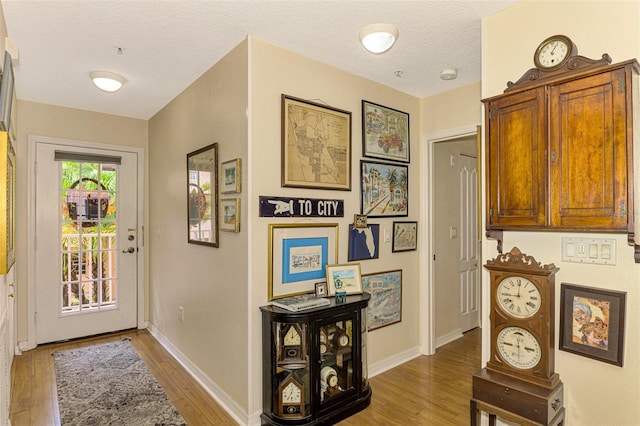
35, 142, 139, 344
459, 153, 480, 332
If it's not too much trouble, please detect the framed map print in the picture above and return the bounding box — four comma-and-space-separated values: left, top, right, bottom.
281, 95, 352, 190
348, 224, 379, 261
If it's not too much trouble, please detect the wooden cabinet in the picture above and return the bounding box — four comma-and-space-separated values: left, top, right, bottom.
484, 59, 639, 251
260, 293, 371, 425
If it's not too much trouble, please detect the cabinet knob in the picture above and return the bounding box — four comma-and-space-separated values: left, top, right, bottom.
550, 151, 557, 163
503, 387, 510, 394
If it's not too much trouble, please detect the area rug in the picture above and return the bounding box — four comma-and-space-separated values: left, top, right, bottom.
52, 338, 187, 426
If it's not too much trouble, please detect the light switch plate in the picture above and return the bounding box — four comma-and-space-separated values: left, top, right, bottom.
562, 237, 616, 265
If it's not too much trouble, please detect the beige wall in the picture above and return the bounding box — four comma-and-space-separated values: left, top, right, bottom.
148, 40, 249, 409
249, 37, 422, 415
421, 82, 482, 135
14, 101, 148, 343
483, 1, 640, 424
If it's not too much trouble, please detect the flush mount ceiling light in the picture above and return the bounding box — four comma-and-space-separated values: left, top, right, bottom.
358, 23, 399, 54
90, 71, 125, 92
440, 68, 458, 80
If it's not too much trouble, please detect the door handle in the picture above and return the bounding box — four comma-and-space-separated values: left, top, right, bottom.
122, 247, 136, 253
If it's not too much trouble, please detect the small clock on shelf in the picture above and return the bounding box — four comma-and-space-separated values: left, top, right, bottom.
485, 246, 560, 389
278, 323, 307, 367
534, 34, 576, 70
278, 374, 305, 418
320, 366, 340, 400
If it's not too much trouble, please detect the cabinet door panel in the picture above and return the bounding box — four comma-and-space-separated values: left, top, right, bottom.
550, 69, 628, 229
486, 88, 546, 227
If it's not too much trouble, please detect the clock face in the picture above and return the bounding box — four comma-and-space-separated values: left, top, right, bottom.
497, 326, 541, 370
328, 373, 338, 387
536, 37, 571, 68
282, 381, 302, 403
283, 326, 301, 346
497, 276, 541, 318
337, 334, 349, 348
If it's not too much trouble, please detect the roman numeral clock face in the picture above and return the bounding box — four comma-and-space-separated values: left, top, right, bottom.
497, 276, 541, 318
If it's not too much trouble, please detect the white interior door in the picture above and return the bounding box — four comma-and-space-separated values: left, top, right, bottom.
459, 153, 480, 332
35, 142, 138, 344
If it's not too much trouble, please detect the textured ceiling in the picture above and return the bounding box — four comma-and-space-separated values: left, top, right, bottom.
1, 0, 518, 120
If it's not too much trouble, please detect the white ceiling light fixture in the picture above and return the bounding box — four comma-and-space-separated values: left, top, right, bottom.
358, 23, 399, 54
440, 68, 458, 80
90, 71, 125, 92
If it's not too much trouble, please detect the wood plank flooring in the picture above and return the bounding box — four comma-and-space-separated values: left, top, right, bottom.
10, 327, 481, 426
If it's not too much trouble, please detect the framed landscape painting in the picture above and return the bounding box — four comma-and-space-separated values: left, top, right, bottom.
360, 160, 408, 217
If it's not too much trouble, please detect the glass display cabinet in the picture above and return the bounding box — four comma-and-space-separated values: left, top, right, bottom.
260, 293, 371, 425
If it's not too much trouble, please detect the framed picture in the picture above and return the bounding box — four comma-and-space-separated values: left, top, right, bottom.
268, 223, 338, 300
281, 94, 352, 190
348, 224, 379, 261
362, 270, 402, 330
559, 283, 626, 367
0, 133, 15, 273
360, 160, 408, 217
362, 100, 409, 163
315, 281, 328, 298
221, 158, 241, 194
392, 221, 417, 252
0, 51, 14, 133
353, 214, 367, 229
326, 263, 362, 296
220, 198, 240, 233
187, 143, 218, 247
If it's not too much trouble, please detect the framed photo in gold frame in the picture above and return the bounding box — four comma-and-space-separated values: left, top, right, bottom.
268, 223, 338, 300
0, 131, 15, 273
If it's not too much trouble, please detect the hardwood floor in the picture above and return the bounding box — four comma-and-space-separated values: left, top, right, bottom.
10, 327, 481, 426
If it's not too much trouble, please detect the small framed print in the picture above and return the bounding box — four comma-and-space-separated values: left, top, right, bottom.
325, 263, 362, 296
348, 224, 379, 261
560, 283, 626, 367
221, 158, 241, 194
360, 160, 408, 217
220, 198, 240, 232
353, 214, 367, 229
392, 221, 417, 252
362, 270, 402, 330
315, 281, 328, 298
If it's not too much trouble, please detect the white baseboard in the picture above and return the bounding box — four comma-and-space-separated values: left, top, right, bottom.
18, 341, 34, 353
368, 346, 422, 378
147, 323, 248, 425
435, 329, 464, 349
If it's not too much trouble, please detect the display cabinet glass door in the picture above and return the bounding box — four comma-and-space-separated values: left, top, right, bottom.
318, 313, 358, 409
273, 321, 310, 419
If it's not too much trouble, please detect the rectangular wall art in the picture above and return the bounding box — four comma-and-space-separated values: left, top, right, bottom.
187, 143, 218, 247
281, 95, 351, 190
360, 160, 408, 217
362, 100, 409, 163
361, 270, 402, 330
268, 223, 338, 300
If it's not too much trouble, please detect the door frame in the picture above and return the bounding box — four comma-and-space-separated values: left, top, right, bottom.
421, 125, 479, 356
26, 135, 145, 350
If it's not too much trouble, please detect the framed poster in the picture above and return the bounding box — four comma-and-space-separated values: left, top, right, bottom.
360, 160, 408, 217
392, 221, 417, 252
221, 158, 241, 194
362, 270, 402, 330
187, 143, 218, 247
220, 198, 240, 233
268, 223, 338, 300
348, 224, 379, 261
559, 283, 626, 367
362, 100, 409, 163
282, 95, 352, 190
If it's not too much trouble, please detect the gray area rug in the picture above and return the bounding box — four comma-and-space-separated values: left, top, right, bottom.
52, 338, 187, 426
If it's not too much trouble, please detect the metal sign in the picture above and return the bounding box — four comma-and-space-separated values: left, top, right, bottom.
259, 196, 344, 217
